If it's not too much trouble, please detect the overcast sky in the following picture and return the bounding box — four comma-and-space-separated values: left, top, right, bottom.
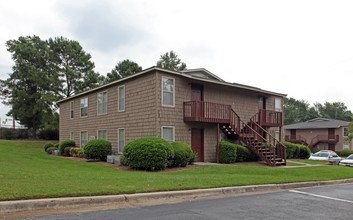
1, 0, 353, 121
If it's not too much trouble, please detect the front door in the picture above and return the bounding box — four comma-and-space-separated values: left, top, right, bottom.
290, 129, 296, 140
191, 84, 204, 119
328, 128, 335, 139
328, 143, 335, 151
258, 96, 266, 110
191, 128, 204, 162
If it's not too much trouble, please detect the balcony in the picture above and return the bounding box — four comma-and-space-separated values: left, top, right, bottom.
309, 135, 339, 148
183, 101, 283, 127
183, 101, 231, 124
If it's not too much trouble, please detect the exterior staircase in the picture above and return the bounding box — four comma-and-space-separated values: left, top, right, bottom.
221, 109, 286, 166
184, 100, 286, 166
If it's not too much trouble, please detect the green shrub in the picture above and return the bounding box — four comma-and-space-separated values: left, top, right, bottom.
77, 150, 86, 158
119, 155, 128, 166
37, 128, 59, 140
219, 141, 237, 163
282, 142, 310, 159
123, 137, 174, 171
189, 152, 197, 164
63, 147, 73, 157
46, 146, 58, 154
44, 142, 54, 152
83, 139, 112, 161
54, 143, 59, 149
171, 141, 193, 167
336, 150, 353, 157
298, 144, 311, 159
69, 148, 83, 157
59, 140, 76, 155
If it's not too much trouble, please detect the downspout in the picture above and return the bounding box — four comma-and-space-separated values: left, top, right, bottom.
217, 123, 220, 163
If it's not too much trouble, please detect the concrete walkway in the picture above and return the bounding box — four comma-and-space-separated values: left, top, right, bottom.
284, 160, 323, 168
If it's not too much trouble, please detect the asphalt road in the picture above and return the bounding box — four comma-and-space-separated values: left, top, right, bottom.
32, 183, 353, 220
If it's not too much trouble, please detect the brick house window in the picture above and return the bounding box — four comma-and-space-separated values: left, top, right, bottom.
98, 130, 107, 140
118, 86, 125, 112
161, 126, 175, 143
275, 98, 281, 112
70, 101, 74, 119
70, 131, 74, 140
80, 97, 88, 117
80, 131, 88, 147
343, 143, 349, 150
162, 77, 174, 107
344, 127, 349, 137
97, 92, 107, 115
118, 128, 125, 153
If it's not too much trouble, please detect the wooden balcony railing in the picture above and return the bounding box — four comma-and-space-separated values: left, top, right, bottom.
284, 135, 308, 145
309, 135, 339, 149
183, 101, 231, 123
253, 109, 282, 127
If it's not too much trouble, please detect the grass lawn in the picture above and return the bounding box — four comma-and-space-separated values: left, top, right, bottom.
1, 140, 353, 201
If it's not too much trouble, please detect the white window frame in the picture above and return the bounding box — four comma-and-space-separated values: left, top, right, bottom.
161, 77, 175, 107
161, 126, 175, 143
118, 85, 125, 112
97, 129, 108, 140
70, 101, 74, 119
118, 128, 125, 153
275, 98, 282, 112
80, 97, 88, 118
343, 143, 350, 150
97, 91, 108, 115
70, 131, 74, 140
80, 130, 88, 148
343, 127, 349, 137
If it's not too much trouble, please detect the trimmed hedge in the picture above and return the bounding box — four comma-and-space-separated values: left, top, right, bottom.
219, 141, 237, 163
171, 141, 194, 167
44, 142, 54, 152
336, 150, 353, 157
282, 142, 310, 159
219, 141, 259, 163
83, 139, 112, 161
46, 146, 58, 154
69, 147, 83, 157
63, 147, 73, 157
123, 137, 174, 171
59, 140, 76, 155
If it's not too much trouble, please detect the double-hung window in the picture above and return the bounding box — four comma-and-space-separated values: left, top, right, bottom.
98, 130, 107, 140
118, 86, 125, 112
275, 98, 281, 112
344, 127, 349, 137
162, 77, 174, 107
118, 128, 125, 153
70, 131, 74, 140
161, 126, 175, 143
80, 131, 88, 147
80, 97, 88, 117
98, 92, 107, 115
70, 101, 74, 119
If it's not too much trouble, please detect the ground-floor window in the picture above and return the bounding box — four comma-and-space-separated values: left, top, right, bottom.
118, 128, 125, 153
98, 130, 107, 140
343, 143, 350, 150
70, 131, 74, 140
161, 126, 175, 143
80, 131, 88, 147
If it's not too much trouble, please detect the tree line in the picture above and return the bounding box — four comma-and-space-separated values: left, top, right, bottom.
0, 35, 187, 139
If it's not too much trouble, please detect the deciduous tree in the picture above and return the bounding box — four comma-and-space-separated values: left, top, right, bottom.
156, 51, 187, 71
106, 59, 142, 83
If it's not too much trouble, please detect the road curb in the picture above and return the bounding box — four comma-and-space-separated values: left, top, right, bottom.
2, 178, 353, 213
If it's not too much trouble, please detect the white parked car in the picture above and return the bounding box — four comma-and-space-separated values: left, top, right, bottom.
309, 150, 341, 165
339, 154, 353, 167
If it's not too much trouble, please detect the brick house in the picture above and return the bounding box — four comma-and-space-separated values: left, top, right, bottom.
58, 67, 287, 166
284, 118, 352, 151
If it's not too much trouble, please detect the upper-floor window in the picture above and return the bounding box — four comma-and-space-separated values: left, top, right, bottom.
80, 97, 88, 117
97, 92, 108, 115
161, 126, 175, 143
275, 98, 281, 112
70, 101, 74, 119
344, 127, 349, 137
98, 130, 107, 140
118, 86, 125, 112
162, 77, 174, 107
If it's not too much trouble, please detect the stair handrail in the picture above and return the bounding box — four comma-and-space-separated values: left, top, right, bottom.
249, 118, 287, 166
230, 109, 277, 166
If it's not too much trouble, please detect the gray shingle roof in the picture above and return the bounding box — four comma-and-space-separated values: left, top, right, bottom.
284, 118, 349, 130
